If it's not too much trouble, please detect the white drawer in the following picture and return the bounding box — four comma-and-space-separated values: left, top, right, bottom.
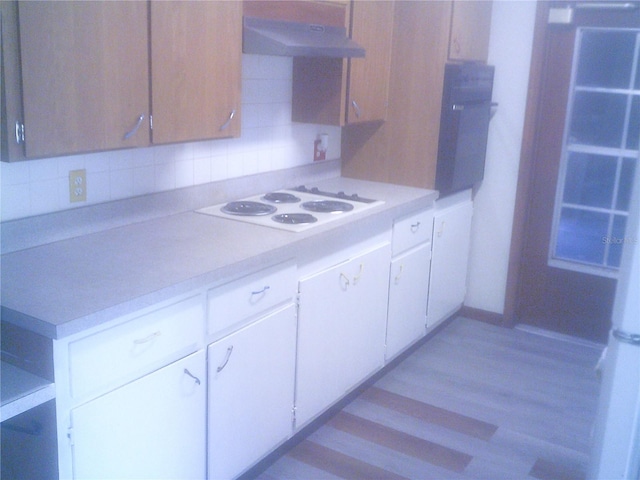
207, 262, 296, 339
392, 209, 434, 256
68, 294, 204, 399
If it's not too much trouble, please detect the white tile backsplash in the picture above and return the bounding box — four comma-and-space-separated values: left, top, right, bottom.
1, 54, 342, 222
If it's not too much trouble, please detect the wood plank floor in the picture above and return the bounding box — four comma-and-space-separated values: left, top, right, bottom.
253, 317, 604, 480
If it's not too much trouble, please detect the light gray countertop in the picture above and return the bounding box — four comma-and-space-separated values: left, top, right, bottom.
1, 169, 437, 340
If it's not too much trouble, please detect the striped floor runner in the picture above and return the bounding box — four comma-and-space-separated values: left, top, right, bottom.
254, 317, 603, 479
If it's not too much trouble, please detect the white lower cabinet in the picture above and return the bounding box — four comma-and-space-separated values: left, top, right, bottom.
48, 206, 447, 480
70, 350, 206, 479
427, 190, 473, 327
386, 242, 432, 359
385, 208, 434, 360
295, 242, 391, 428
207, 304, 297, 480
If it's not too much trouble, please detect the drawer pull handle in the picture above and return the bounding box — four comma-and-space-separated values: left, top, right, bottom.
183, 369, 201, 385
339, 272, 350, 289
133, 331, 161, 344
251, 285, 270, 296
353, 264, 364, 285
411, 221, 421, 233
395, 265, 404, 284
217, 346, 234, 373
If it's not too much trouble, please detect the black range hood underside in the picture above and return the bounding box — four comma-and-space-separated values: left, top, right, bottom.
243, 16, 365, 58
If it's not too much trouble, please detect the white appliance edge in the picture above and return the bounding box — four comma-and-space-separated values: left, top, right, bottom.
588, 153, 640, 479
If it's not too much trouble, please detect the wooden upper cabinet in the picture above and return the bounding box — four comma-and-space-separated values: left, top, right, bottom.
292, 0, 393, 126
1, 1, 26, 161
346, 0, 394, 124
448, 0, 493, 62
5, 0, 242, 161
244, 0, 348, 26
342, 0, 453, 188
343, 0, 494, 188
150, 1, 242, 144
18, 1, 150, 159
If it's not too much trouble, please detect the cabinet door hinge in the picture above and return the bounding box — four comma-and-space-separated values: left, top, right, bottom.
291, 405, 297, 430
67, 426, 74, 447
15, 121, 25, 144
149, 114, 153, 130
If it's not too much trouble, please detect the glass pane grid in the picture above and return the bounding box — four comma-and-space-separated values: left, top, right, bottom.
550, 28, 640, 277
559, 202, 630, 216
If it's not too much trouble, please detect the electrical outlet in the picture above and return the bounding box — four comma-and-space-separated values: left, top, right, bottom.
69, 169, 87, 203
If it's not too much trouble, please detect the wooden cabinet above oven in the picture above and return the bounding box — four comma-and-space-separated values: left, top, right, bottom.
342, 1, 493, 189
291, 0, 394, 126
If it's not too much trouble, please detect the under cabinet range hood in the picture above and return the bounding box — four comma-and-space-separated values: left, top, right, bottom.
243, 16, 365, 58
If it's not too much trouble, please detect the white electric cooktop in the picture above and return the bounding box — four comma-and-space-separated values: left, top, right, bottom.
196, 186, 384, 232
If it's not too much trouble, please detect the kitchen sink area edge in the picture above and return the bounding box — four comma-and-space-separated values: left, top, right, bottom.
1, 159, 437, 340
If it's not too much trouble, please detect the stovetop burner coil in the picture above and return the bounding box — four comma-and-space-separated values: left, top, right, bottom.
272, 213, 318, 225
221, 201, 277, 216
301, 200, 355, 213
293, 186, 377, 203
261, 192, 301, 203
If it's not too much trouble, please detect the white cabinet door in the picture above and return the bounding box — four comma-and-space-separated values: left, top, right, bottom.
386, 242, 432, 360
70, 351, 206, 480
427, 196, 473, 327
296, 243, 390, 428
207, 304, 297, 480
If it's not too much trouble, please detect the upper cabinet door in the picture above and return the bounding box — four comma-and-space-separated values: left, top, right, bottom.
18, 1, 150, 158
150, 1, 242, 144
292, 0, 392, 126
346, 0, 394, 124
448, 0, 493, 62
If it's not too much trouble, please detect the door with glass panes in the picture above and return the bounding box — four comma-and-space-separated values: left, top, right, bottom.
516, 3, 639, 343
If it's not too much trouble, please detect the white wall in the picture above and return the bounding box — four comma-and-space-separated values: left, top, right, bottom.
465, 1, 537, 314
0, 55, 341, 222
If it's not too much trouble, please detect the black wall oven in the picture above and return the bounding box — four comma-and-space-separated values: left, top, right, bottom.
435, 62, 495, 197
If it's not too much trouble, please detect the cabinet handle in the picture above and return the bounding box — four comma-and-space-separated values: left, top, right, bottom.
183, 368, 201, 385
411, 221, 421, 233
217, 345, 234, 372
15, 121, 25, 144
250, 285, 270, 305
133, 331, 161, 344
219, 109, 236, 131
353, 263, 364, 285
123, 114, 145, 140
251, 285, 270, 296
394, 264, 404, 284
339, 272, 350, 289
351, 100, 361, 119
